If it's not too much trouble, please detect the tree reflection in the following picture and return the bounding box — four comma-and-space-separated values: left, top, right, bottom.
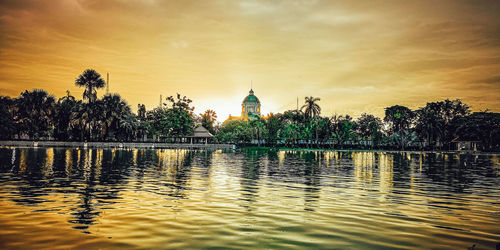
302, 152, 320, 211
155, 149, 195, 199
239, 149, 264, 208
11, 148, 49, 205
197, 150, 214, 179
421, 153, 478, 193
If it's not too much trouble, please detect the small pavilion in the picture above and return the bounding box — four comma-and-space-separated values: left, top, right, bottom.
187, 126, 214, 144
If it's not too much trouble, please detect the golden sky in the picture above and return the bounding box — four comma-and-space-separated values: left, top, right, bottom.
1, 0, 499, 121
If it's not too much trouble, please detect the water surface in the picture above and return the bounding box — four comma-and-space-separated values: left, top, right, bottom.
0, 147, 498, 249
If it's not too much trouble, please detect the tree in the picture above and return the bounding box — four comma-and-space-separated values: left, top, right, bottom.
137, 104, 147, 119
279, 123, 302, 146
70, 101, 105, 141
331, 115, 358, 148
415, 99, 470, 149
75, 69, 106, 103
455, 112, 500, 151
384, 105, 414, 150
136, 104, 149, 141
249, 119, 267, 146
101, 94, 132, 140
146, 107, 167, 139
160, 94, 195, 138
265, 114, 283, 146
54, 91, 78, 140
200, 109, 217, 134
356, 113, 383, 148
118, 113, 138, 141
215, 120, 241, 144
16, 89, 56, 139
310, 116, 332, 146
437, 99, 470, 149
0, 96, 16, 139
163, 108, 194, 137
301, 96, 321, 118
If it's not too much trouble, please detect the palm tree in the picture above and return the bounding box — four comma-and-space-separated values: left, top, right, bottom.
54, 91, 77, 140
16, 89, 56, 139
301, 96, 321, 118
118, 114, 138, 141
75, 69, 106, 103
101, 94, 129, 140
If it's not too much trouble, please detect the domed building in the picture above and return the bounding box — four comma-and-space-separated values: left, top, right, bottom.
241, 89, 261, 120
224, 89, 263, 123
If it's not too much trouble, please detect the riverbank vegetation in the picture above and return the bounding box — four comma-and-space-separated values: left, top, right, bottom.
1, 69, 499, 151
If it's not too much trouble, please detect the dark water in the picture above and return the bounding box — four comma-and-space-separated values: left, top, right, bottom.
0, 147, 498, 249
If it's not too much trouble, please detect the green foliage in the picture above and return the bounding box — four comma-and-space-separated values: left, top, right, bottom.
145, 94, 195, 138
162, 94, 195, 137
279, 122, 303, 145
216, 120, 251, 144
357, 113, 383, 147
146, 107, 168, 137
163, 107, 194, 137
384, 105, 414, 149
265, 115, 283, 145
331, 115, 358, 148
2, 79, 498, 152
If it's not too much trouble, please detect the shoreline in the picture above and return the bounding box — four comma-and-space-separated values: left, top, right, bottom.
1, 141, 498, 155
0, 140, 235, 150
241, 146, 500, 155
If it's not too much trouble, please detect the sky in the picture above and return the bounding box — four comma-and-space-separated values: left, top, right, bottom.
1, 0, 499, 121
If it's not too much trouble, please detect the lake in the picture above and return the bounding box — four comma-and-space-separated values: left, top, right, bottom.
0, 147, 498, 249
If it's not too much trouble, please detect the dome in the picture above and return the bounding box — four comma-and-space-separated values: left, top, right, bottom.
242, 89, 260, 104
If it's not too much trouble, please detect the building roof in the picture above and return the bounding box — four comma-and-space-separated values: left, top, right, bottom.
190, 126, 213, 137
242, 89, 260, 104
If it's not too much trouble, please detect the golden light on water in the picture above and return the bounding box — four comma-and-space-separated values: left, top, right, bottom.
379, 153, 394, 193
0, 147, 499, 248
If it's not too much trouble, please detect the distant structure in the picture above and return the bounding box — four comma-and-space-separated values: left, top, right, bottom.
224, 88, 263, 123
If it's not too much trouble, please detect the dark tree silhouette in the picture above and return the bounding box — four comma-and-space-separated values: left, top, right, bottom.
75, 69, 106, 103
16, 89, 56, 140
301, 96, 321, 118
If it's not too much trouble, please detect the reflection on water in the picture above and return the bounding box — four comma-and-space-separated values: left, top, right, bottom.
0, 148, 499, 249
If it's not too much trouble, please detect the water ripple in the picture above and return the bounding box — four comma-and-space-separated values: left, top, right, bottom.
0, 147, 498, 249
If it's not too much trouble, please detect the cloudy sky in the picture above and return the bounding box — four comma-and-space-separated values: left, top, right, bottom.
1, 0, 499, 121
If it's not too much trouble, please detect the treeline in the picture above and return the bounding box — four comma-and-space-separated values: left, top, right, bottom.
217, 99, 500, 151
0, 69, 210, 142
0, 69, 499, 151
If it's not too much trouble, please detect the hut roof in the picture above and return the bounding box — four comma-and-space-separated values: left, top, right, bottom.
190, 126, 213, 137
